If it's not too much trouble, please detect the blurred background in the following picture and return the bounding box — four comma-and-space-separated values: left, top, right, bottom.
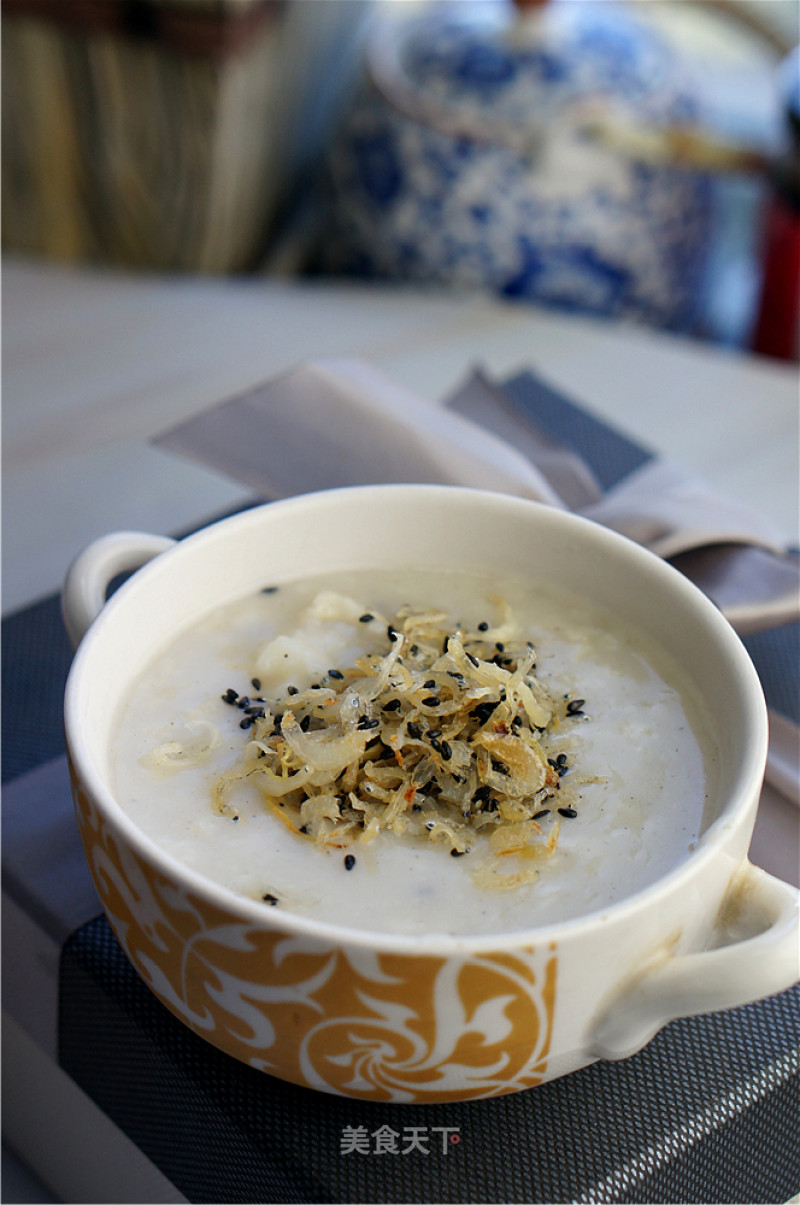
3, 0, 799, 357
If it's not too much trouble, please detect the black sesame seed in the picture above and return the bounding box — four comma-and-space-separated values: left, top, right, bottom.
359, 613, 374, 623
466, 652, 479, 667
262, 893, 279, 905
491, 758, 509, 776
430, 737, 442, 753
410, 644, 419, 655
387, 625, 398, 641
328, 668, 344, 680
423, 679, 436, 689
232, 815, 239, 822
556, 753, 568, 765
427, 728, 442, 739
495, 642, 505, 652
566, 699, 586, 716
512, 715, 523, 727
412, 803, 422, 812
261, 586, 279, 594
344, 854, 356, 871
382, 699, 401, 712
422, 696, 440, 707
287, 685, 298, 695
240, 717, 253, 729
533, 809, 550, 820
221, 690, 238, 705
357, 716, 380, 730
245, 705, 265, 717
300, 714, 311, 732
472, 785, 492, 804
558, 807, 578, 819
298, 824, 308, 834
407, 722, 422, 739
478, 621, 489, 631
450, 848, 468, 857
251, 677, 261, 691
440, 740, 452, 761
237, 696, 250, 709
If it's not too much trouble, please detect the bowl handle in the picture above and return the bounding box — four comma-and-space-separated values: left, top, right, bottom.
589, 862, 799, 1060
62, 531, 176, 648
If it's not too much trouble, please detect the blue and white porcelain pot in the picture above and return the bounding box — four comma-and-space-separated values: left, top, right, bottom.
320, 0, 713, 331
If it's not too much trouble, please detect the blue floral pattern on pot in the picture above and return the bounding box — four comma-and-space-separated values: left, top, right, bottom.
319, 1, 712, 331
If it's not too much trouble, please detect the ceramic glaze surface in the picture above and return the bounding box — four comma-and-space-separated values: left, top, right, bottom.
71, 759, 558, 1101
321, 2, 711, 329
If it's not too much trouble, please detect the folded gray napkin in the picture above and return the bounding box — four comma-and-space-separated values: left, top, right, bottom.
154, 357, 799, 636
156, 359, 561, 505
445, 368, 799, 637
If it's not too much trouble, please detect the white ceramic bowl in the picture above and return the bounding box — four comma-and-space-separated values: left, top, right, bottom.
63, 486, 799, 1103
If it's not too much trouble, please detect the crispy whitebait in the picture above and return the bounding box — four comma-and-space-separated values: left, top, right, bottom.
215, 597, 585, 864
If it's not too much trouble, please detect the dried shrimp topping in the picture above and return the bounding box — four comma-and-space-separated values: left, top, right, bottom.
215, 596, 586, 866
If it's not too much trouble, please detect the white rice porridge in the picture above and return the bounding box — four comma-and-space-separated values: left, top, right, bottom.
111, 567, 718, 936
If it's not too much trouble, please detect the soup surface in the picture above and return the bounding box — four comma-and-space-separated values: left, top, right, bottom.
111, 567, 717, 936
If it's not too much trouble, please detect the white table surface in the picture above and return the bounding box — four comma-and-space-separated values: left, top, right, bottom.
4, 255, 799, 612
2, 253, 799, 1203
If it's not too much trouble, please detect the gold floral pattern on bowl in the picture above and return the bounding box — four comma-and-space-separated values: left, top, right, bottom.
71, 759, 557, 1103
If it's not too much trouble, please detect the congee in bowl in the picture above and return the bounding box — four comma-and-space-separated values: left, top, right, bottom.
63, 486, 796, 1101
112, 565, 715, 936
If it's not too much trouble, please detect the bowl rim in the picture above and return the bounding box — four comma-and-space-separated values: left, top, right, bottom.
64, 484, 768, 956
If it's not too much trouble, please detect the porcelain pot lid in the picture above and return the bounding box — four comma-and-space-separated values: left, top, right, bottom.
369, 0, 701, 152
